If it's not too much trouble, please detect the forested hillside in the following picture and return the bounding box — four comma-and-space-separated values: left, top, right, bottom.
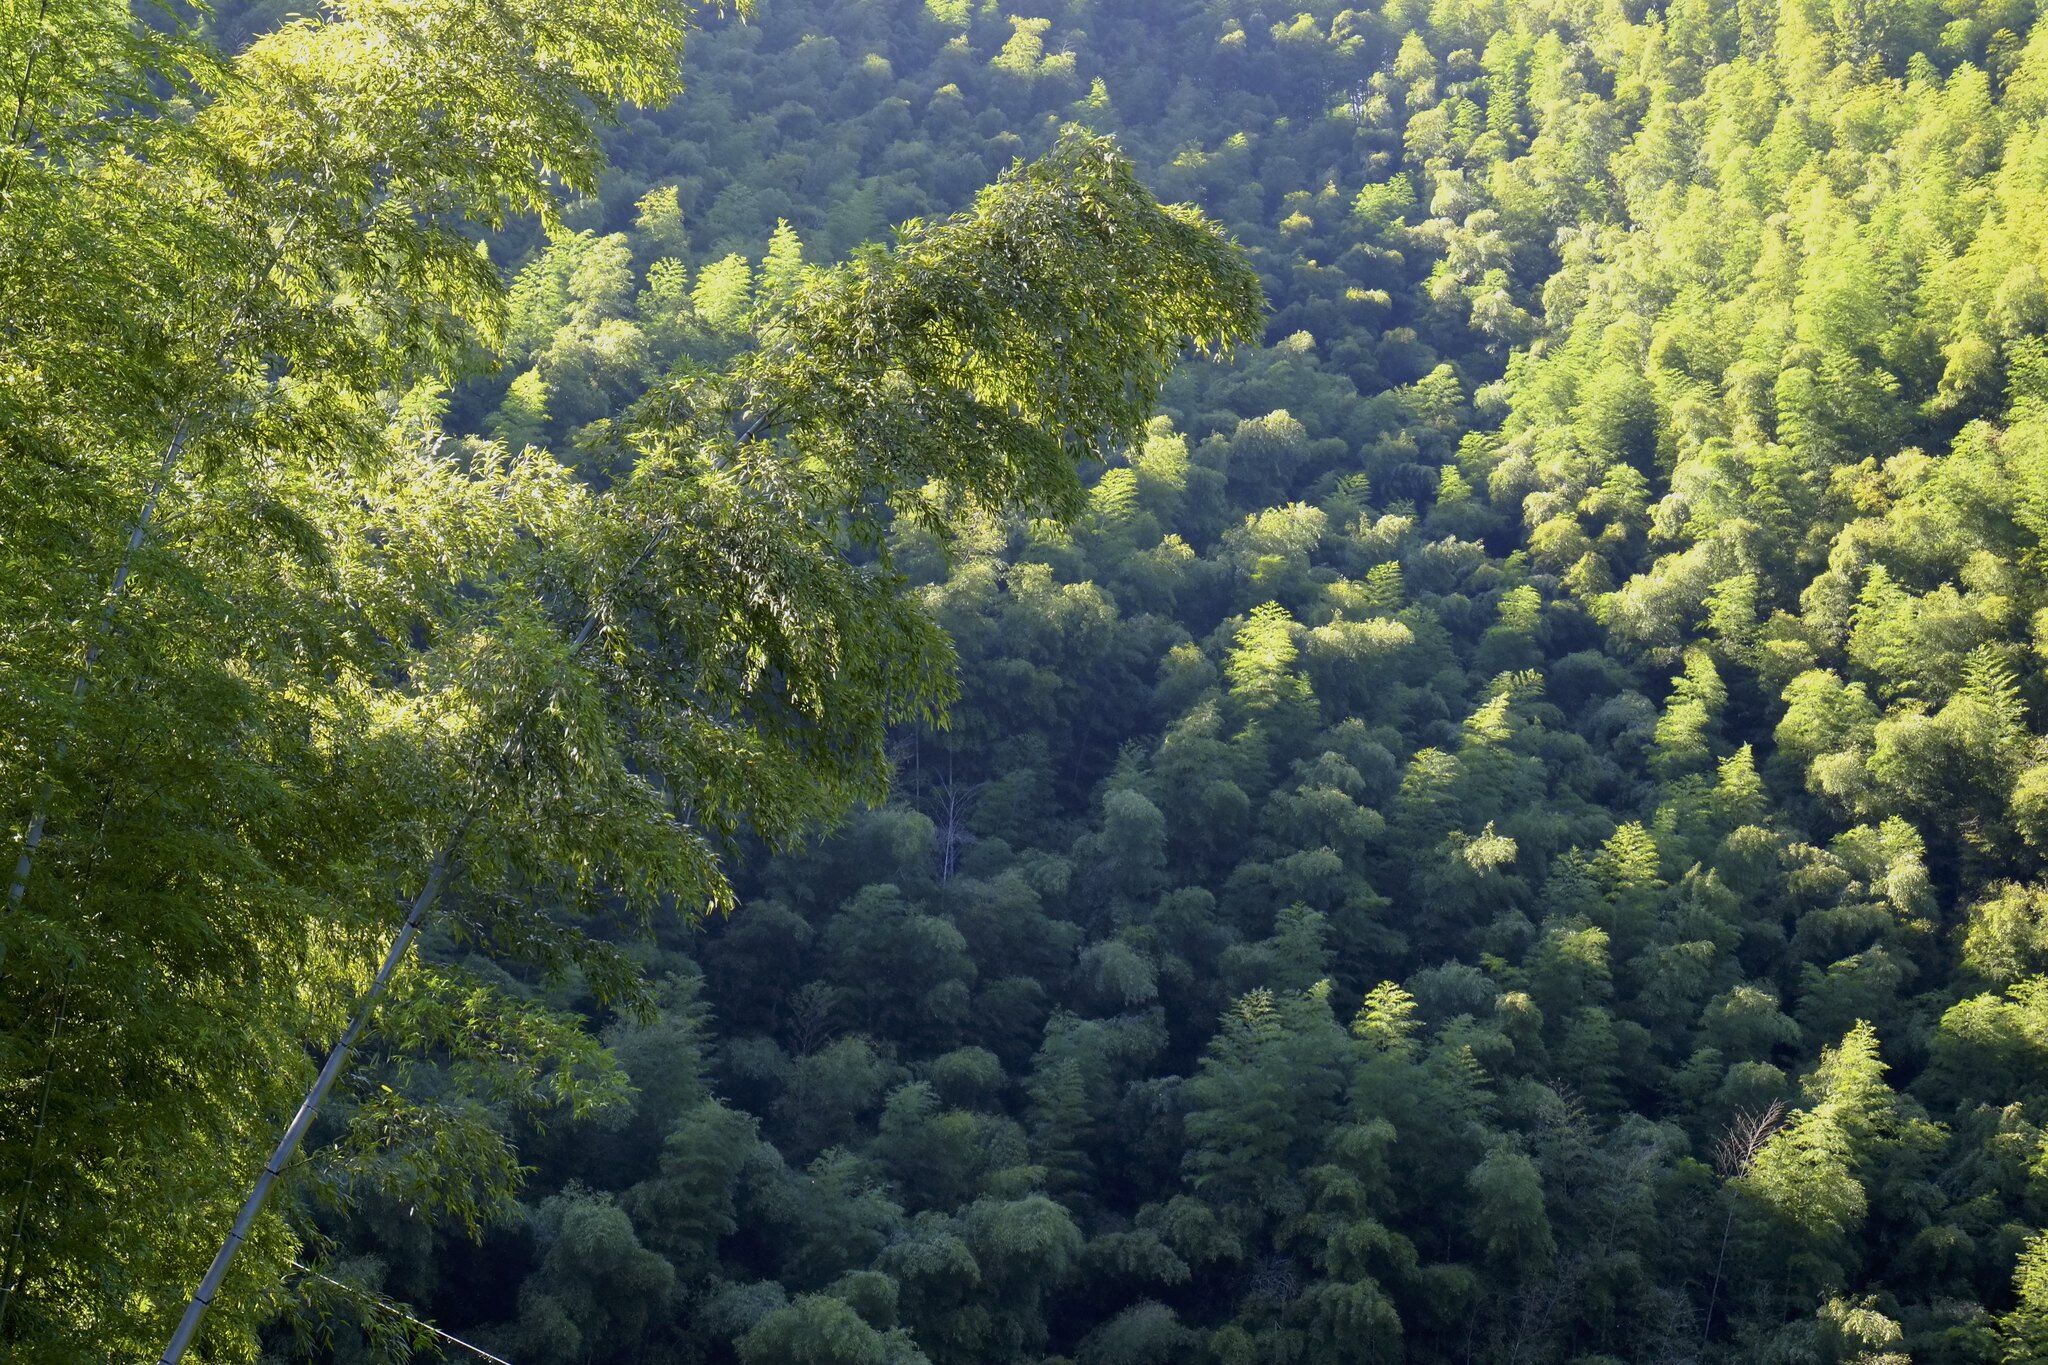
17, 0, 2048, 1358
258, 0, 2048, 1359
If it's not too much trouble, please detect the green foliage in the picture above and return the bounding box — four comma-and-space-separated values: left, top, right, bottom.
32, 0, 2048, 1359
738, 1293, 932, 1365
0, 6, 1257, 1356
2000, 1231, 2048, 1362
1354, 982, 1422, 1053
1739, 1022, 1903, 1293
692, 250, 755, 334
1465, 1148, 1555, 1274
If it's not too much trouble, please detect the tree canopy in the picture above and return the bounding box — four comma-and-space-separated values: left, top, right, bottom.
18, 0, 2048, 1360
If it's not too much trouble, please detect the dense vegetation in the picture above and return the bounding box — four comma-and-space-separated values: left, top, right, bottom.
0, 0, 1254, 1357
17, 0, 2048, 1358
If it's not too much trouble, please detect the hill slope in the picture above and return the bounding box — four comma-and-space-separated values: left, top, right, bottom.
303, 0, 2048, 1360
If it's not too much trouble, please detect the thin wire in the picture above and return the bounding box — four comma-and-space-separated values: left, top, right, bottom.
288, 1260, 513, 1365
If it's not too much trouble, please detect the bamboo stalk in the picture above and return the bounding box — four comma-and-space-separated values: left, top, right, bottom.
153, 473, 717, 1360
7, 418, 188, 913
156, 838, 458, 1365
0, 0, 55, 215
3, 200, 301, 940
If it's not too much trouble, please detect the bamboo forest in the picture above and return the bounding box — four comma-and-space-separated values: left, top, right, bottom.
15, 0, 2048, 1359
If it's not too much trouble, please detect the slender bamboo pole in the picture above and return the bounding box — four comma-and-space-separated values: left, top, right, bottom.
152, 476, 721, 1360
1702, 1205, 1737, 1343
0, 215, 307, 1349
7, 419, 189, 912
2, 197, 306, 978
0, 0, 55, 215
156, 839, 458, 1365
156, 399, 775, 1360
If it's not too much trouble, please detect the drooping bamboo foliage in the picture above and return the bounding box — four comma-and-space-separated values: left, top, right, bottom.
0, 0, 1259, 1348
154, 127, 1258, 1359
128, 0, 2048, 1360
0, 0, 710, 1351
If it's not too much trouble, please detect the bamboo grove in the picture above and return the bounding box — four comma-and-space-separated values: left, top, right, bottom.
0, 0, 1257, 1356
21, 0, 2048, 1359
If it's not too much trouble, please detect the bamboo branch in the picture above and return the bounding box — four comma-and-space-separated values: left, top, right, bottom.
7, 418, 188, 913
288, 1259, 512, 1364
0, 0, 55, 216
1702, 1100, 1784, 1342
156, 836, 460, 1365
4, 204, 300, 937
157, 501, 687, 1362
